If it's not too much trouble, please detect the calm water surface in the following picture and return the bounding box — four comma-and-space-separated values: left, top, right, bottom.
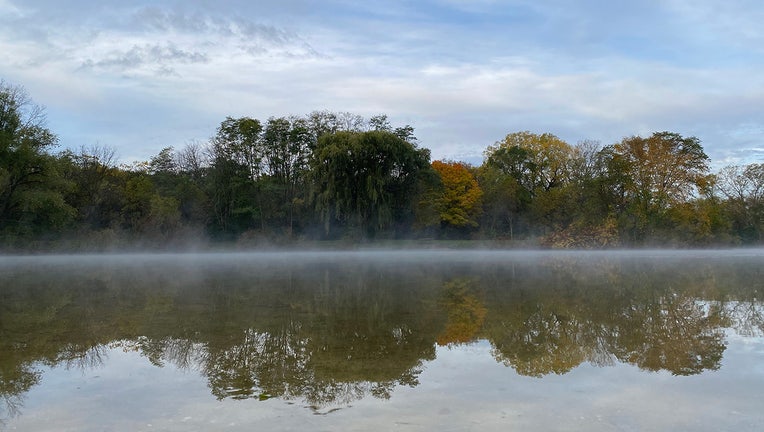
1, 250, 763, 431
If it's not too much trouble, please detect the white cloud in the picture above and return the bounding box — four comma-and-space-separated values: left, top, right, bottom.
1, 0, 763, 166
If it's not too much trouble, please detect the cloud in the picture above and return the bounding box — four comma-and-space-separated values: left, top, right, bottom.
79, 43, 208, 75
1, 3, 319, 79
131, 6, 308, 49
1, 0, 763, 166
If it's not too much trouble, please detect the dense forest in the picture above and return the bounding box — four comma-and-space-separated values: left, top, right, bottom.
2, 80, 763, 250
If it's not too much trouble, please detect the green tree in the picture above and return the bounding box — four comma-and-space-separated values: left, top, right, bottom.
306, 110, 341, 143
663, 197, 732, 245
214, 117, 263, 181
484, 131, 573, 194
172, 142, 210, 228
0, 81, 74, 239
207, 117, 263, 235
59, 145, 121, 230
261, 116, 313, 234
368, 114, 392, 132
479, 131, 574, 239
475, 163, 527, 239
310, 130, 431, 237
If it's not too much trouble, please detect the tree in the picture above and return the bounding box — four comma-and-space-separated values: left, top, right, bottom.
612, 132, 709, 208
261, 116, 313, 234
477, 157, 537, 239
603, 131, 710, 241
562, 140, 613, 227
716, 163, 764, 243
479, 131, 573, 239
0, 81, 74, 238
537, 140, 621, 247
368, 114, 392, 132
59, 145, 121, 230
148, 146, 177, 175
213, 117, 263, 181
306, 110, 367, 145
484, 131, 573, 195
207, 118, 263, 235
335, 111, 366, 132
306, 110, 340, 143
430, 160, 483, 230
310, 130, 431, 237
122, 174, 155, 231
175, 141, 208, 179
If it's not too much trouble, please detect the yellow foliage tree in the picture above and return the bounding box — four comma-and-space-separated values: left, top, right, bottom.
431, 160, 483, 228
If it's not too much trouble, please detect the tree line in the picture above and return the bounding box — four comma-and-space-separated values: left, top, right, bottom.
2, 80, 763, 249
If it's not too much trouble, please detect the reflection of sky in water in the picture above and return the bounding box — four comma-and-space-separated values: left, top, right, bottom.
9, 337, 764, 431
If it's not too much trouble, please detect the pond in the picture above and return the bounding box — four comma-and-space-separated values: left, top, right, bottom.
1, 249, 763, 431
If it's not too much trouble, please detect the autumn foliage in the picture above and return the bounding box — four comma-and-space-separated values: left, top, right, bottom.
431, 160, 483, 228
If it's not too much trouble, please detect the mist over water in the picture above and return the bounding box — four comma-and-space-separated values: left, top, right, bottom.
2, 249, 764, 430
4, 246, 764, 265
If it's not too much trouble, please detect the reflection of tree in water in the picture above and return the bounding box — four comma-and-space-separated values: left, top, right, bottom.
56, 344, 109, 371
0, 364, 39, 426
436, 279, 487, 346
724, 301, 764, 337
481, 257, 621, 376
4, 259, 442, 409
1, 253, 763, 416
1, 344, 107, 426
487, 306, 607, 377
612, 295, 726, 375
190, 267, 439, 408
480, 256, 750, 377
203, 326, 312, 401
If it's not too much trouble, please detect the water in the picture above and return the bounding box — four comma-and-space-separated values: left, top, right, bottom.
1, 250, 763, 431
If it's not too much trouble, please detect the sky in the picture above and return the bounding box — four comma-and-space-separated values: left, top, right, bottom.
2, 0, 763, 167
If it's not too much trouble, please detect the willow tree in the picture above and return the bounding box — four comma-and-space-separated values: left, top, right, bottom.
310, 130, 431, 237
